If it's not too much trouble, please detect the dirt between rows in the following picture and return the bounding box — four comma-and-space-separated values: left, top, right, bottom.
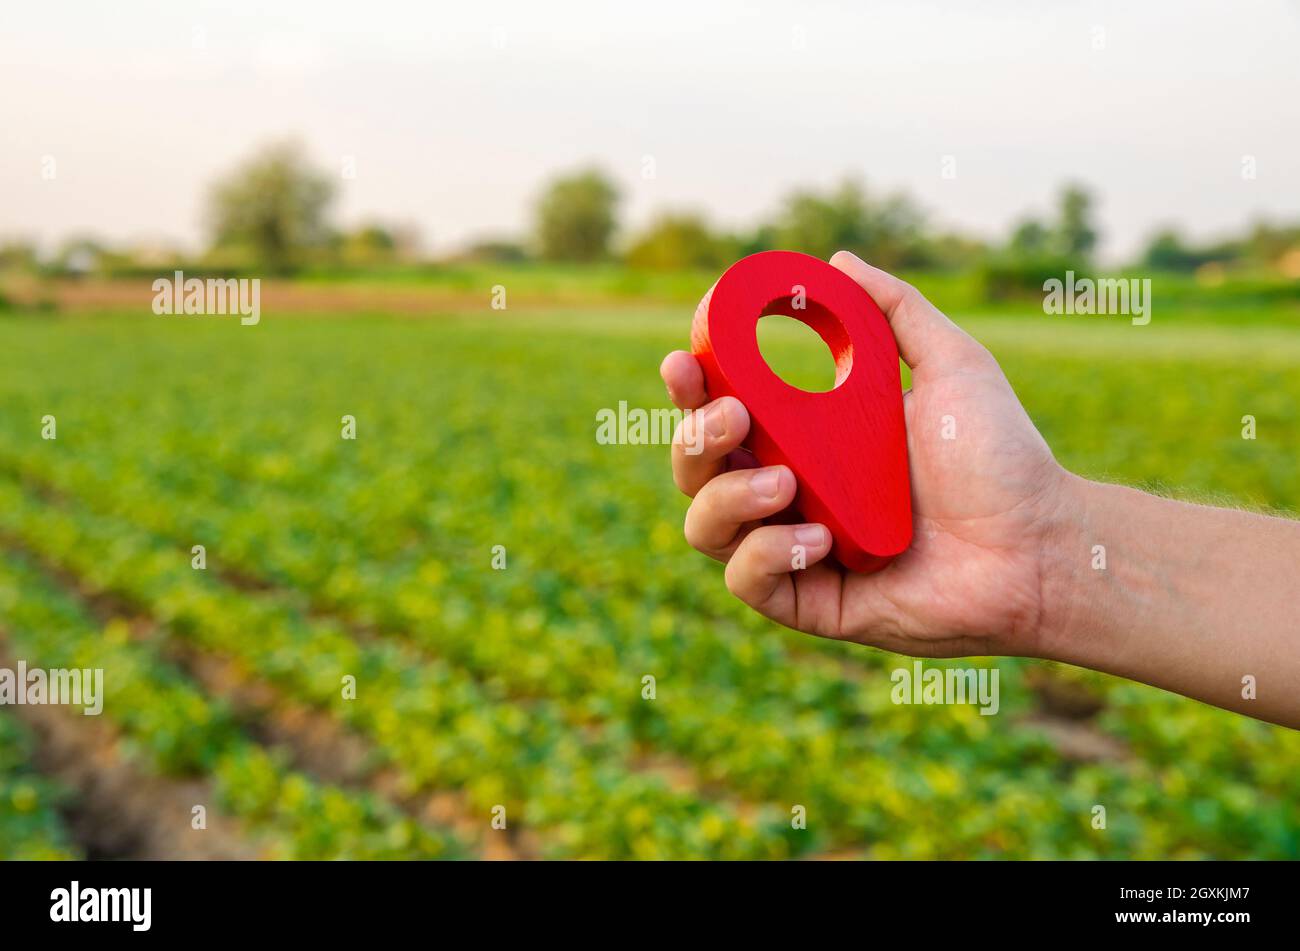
5, 542, 528, 860
0, 638, 258, 860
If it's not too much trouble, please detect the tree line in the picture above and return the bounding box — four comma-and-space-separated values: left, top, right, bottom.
6, 141, 1299, 283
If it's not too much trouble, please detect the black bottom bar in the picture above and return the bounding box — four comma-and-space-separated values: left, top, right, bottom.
0, 859, 1283, 937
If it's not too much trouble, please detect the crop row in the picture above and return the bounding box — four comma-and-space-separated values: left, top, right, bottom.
0, 546, 466, 859
0, 370, 1088, 835
0, 477, 795, 858
7, 455, 1281, 857
0, 444, 1099, 856
0, 709, 79, 859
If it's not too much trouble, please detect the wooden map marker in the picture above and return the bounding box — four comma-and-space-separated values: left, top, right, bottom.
691, 250, 912, 573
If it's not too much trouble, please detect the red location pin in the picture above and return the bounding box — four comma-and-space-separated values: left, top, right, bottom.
691, 250, 912, 573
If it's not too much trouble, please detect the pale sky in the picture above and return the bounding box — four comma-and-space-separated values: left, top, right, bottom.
3, 0, 1298, 261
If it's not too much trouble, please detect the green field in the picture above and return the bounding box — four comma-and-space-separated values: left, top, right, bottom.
1, 284, 1298, 859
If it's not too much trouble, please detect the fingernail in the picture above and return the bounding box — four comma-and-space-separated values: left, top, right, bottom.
704, 402, 728, 438
794, 524, 827, 547
749, 467, 782, 499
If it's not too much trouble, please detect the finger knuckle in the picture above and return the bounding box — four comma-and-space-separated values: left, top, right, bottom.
723, 558, 746, 598
682, 505, 705, 550
671, 465, 695, 497
670, 415, 693, 450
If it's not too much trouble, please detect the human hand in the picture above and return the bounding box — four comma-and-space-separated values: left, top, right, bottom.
661, 251, 1070, 659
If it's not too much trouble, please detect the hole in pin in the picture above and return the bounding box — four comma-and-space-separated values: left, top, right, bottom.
755, 295, 853, 393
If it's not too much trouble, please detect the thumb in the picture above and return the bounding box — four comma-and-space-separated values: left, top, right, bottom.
829, 250, 965, 370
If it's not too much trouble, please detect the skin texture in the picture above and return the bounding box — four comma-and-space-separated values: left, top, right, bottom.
663, 251, 1300, 729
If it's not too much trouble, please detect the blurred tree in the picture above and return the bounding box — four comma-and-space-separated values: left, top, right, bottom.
1242, 220, 1300, 267
1054, 183, 1098, 262
0, 241, 40, 273
625, 213, 734, 270
1008, 218, 1051, 257
979, 184, 1099, 299
352, 224, 395, 251
999, 184, 1099, 265
460, 239, 530, 264
925, 232, 990, 270
769, 178, 927, 270
1141, 228, 1213, 271
207, 142, 336, 274
53, 237, 106, 277
982, 182, 1101, 298
534, 168, 620, 262
342, 224, 396, 266
736, 223, 778, 259
770, 182, 856, 260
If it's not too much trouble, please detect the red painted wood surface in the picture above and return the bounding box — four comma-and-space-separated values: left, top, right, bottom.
691, 250, 912, 573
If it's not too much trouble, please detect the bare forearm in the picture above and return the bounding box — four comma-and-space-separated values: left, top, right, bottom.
1038, 474, 1300, 728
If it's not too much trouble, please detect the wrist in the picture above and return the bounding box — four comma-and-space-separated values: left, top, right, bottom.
1018, 464, 1300, 728
1029, 471, 1122, 668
